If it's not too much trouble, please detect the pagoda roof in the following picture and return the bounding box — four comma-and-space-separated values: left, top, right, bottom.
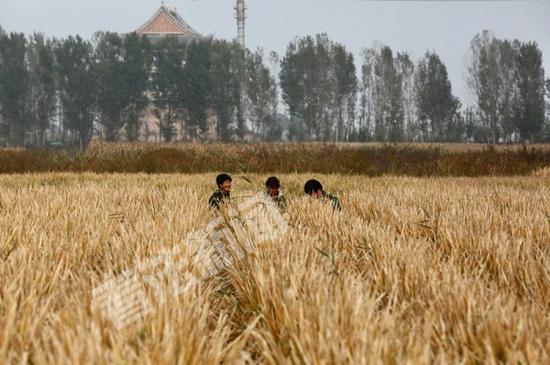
135, 6, 201, 38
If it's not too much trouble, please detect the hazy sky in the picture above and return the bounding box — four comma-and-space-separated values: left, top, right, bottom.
1, 0, 549, 106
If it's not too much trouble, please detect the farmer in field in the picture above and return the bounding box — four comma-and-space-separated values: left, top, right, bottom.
304, 179, 341, 210
262, 176, 287, 213
209, 173, 232, 210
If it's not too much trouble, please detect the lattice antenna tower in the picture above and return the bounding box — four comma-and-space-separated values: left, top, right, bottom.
235, 0, 246, 48
235, 0, 248, 128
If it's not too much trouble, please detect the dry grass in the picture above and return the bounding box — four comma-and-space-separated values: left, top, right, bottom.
2, 142, 550, 175
532, 166, 550, 178
1, 173, 549, 364
83, 141, 550, 153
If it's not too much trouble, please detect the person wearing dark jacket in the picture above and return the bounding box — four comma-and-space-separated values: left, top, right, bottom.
209, 173, 232, 210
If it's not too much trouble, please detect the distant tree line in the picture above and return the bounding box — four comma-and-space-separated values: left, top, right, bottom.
468, 31, 548, 144
0, 29, 277, 149
280, 34, 357, 141
0, 26, 548, 149
353, 33, 547, 143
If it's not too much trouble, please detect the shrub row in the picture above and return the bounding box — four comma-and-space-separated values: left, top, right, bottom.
1, 143, 549, 176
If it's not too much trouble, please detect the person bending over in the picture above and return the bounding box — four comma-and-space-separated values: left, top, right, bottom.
304, 179, 341, 211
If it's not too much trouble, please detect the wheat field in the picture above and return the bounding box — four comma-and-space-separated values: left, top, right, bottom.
1, 171, 549, 364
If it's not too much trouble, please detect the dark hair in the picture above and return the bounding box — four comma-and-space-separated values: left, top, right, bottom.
304, 179, 323, 195
265, 176, 280, 189
216, 173, 232, 187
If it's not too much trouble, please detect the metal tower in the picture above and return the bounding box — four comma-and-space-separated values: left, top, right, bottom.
235, 0, 246, 48
235, 0, 247, 132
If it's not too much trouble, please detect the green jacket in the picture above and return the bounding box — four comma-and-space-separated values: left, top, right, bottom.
322, 191, 341, 211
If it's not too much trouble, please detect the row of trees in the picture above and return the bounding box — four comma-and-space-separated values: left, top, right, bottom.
0, 28, 278, 148
280, 34, 357, 141
360, 46, 465, 143
0, 31, 99, 148
147, 35, 278, 143
352, 33, 547, 143
276, 32, 548, 143
468, 31, 548, 144
0, 27, 549, 148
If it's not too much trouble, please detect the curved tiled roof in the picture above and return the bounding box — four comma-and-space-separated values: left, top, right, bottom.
135, 6, 201, 38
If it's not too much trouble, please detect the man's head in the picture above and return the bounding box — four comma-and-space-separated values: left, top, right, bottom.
304, 179, 323, 199
265, 176, 280, 197
216, 173, 232, 192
